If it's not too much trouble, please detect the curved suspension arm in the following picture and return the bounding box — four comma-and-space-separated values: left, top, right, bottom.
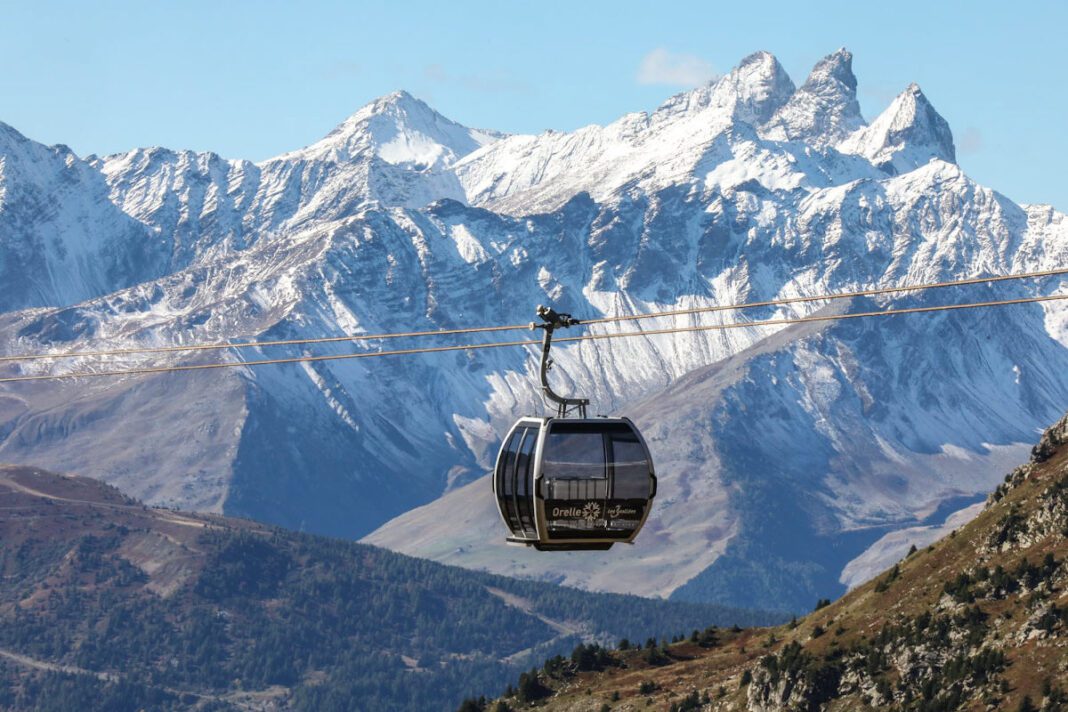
530, 305, 589, 418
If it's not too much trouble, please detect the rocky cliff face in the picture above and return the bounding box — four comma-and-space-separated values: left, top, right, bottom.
743, 414, 1068, 711
1, 49, 1067, 611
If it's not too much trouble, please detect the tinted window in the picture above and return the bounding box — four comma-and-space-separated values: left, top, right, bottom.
495, 430, 523, 533
497, 430, 521, 497
515, 427, 538, 534
542, 431, 606, 480
610, 431, 651, 499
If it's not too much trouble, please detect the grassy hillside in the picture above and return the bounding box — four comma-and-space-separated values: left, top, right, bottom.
0, 465, 780, 712
473, 413, 1068, 712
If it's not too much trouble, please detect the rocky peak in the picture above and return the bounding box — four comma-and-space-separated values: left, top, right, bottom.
1032, 411, 1068, 463
838, 82, 955, 174
660, 51, 796, 126
802, 47, 858, 98
273, 89, 498, 169
722, 50, 797, 125
761, 48, 865, 146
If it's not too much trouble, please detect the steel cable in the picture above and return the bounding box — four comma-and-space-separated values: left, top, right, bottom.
1, 267, 1066, 365
2, 292, 1065, 384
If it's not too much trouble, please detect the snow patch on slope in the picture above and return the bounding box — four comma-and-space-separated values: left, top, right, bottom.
840, 501, 984, 590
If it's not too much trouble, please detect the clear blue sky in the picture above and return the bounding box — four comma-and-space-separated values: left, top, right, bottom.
2, 0, 1065, 208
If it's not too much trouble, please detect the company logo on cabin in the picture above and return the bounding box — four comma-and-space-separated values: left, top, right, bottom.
606, 504, 638, 518
550, 502, 602, 523
549, 502, 642, 523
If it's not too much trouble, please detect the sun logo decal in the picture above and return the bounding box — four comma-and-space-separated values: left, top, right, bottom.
582, 502, 601, 524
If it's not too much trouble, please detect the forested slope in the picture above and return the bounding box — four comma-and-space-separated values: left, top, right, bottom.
0, 465, 778, 711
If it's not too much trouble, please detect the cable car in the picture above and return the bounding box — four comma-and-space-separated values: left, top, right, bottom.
493, 306, 657, 551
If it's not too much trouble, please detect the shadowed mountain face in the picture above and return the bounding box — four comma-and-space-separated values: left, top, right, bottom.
2, 49, 1068, 611
0, 465, 779, 712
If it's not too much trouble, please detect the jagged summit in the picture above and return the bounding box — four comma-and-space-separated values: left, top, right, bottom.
0, 120, 163, 311
272, 88, 499, 169
365, 88, 420, 110
803, 46, 858, 97
655, 51, 794, 126
762, 47, 865, 146
839, 81, 956, 174
0, 121, 80, 167
244, 88, 504, 216
713, 50, 796, 125
735, 51, 795, 104
46, 48, 972, 229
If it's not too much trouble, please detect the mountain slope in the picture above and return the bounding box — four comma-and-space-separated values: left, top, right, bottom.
469, 410, 1068, 711
0, 465, 778, 712
0, 123, 165, 311
367, 274, 1066, 611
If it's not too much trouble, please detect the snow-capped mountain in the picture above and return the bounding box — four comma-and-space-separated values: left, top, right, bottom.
88, 90, 500, 270
838, 82, 956, 174
0, 123, 165, 311
1, 49, 1066, 612
761, 47, 865, 145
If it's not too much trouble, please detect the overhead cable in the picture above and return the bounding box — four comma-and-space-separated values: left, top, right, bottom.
1, 267, 1066, 364
2, 292, 1065, 384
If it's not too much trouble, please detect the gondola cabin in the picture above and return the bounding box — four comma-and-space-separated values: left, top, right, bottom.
493, 416, 657, 551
